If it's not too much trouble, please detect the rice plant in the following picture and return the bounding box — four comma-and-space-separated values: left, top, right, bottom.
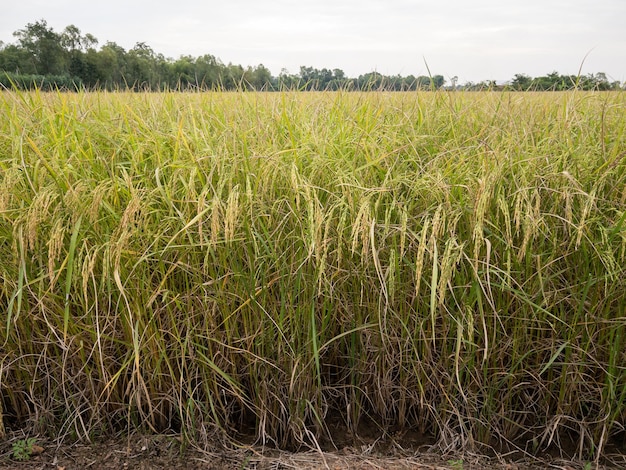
0, 88, 624, 459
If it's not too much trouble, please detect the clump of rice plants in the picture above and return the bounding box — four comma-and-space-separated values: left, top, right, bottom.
0, 88, 624, 459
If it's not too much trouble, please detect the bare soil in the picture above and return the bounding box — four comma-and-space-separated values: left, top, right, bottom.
2, 431, 625, 470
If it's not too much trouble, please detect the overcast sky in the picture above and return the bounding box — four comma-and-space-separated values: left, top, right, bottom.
2, 0, 625, 84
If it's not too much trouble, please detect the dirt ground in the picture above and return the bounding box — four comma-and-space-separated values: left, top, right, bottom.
1, 432, 625, 470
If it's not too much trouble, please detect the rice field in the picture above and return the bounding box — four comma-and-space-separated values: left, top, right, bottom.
0, 88, 625, 460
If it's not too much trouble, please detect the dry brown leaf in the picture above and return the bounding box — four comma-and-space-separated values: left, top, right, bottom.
31, 444, 45, 456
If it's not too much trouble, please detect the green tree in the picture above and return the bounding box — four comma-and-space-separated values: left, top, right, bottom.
126, 42, 156, 89
0, 43, 33, 74
512, 73, 531, 90
95, 42, 127, 89
60, 25, 97, 52
416, 76, 431, 89
357, 71, 384, 90
278, 68, 298, 90
590, 72, 611, 90
171, 55, 195, 88
299, 66, 317, 90
221, 63, 245, 89
195, 54, 221, 89
13, 19, 66, 75
432, 74, 445, 89
79, 48, 103, 87
249, 63, 273, 90
533, 71, 566, 90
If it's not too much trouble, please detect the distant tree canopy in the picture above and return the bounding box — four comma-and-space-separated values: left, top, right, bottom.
509, 71, 618, 91
0, 20, 621, 92
0, 20, 446, 91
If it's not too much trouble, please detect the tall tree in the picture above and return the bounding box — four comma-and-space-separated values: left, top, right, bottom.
249, 64, 273, 90
512, 73, 532, 90
194, 54, 221, 88
13, 19, 66, 75
432, 75, 445, 89
96, 42, 127, 88
0, 43, 32, 74
127, 42, 156, 88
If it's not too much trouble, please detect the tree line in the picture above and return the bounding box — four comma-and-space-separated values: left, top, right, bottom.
0, 20, 444, 91
0, 20, 621, 92
508, 72, 619, 91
